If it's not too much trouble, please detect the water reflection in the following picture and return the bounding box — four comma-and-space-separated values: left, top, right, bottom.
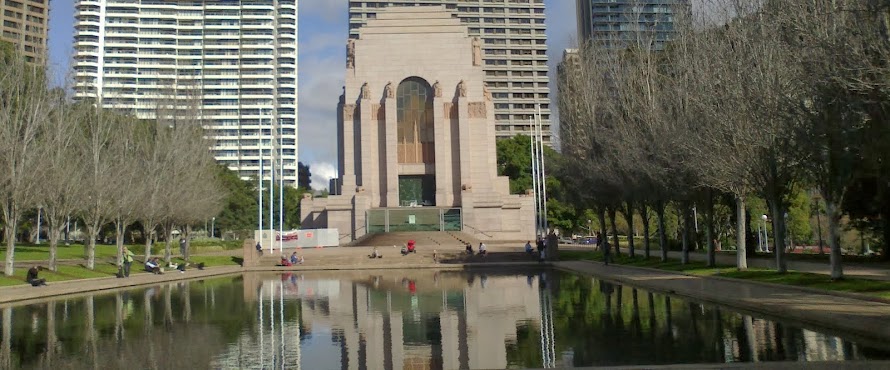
0, 270, 888, 369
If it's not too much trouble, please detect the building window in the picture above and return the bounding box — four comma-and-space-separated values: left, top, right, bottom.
396, 77, 435, 164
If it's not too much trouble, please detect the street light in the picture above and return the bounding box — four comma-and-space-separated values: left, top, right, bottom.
761, 214, 770, 252
211, 217, 216, 239
587, 219, 592, 236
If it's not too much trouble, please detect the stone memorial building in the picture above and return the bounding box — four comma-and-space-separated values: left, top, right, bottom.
300, 6, 534, 242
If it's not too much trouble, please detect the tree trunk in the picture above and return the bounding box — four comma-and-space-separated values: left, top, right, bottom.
882, 207, 890, 262
163, 222, 174, 265
624, 201, 636, 258
736, 195, 748, 270
85, 221, 100, 270
767, 197, 788, 273
114, 218, 127, 267
609, 207, 620, 256
825, 197, 844, 280
598, 207, 608, 252
47, 223, 62, 272
706, 191, 716, 267
184, 224, 192, 262
3, 201, 17, 276
640, 204, 651, 259
143, 222, 154, 261
816, 207, 825, 255
681, 204, 690, 265
656, 201, 668, 262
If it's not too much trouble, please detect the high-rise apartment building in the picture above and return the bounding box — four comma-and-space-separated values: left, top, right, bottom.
576, 0, 685, 50
0, 0, 49, 63
348, 0, 552, 143
72, 0, 298, 184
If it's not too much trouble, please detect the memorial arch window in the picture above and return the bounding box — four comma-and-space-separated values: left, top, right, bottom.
396, 77, 435, 164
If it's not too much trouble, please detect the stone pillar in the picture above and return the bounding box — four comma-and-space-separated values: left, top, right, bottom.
457, 92, 471, 197
358, 100, 373, 188
341, 102, 358, 194
384, 94, 399, 207
433, 95, 451, 207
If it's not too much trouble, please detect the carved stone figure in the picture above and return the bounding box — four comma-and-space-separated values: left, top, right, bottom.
458, 80, 467, 97
346, 39, 355, 69
472, 37, 482, 66
483, 83, 492, 101
384, 81, 394, 98
433, 80, 442, 97
361, 82, 371, 100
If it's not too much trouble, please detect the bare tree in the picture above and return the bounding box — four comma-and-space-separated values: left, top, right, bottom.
77, 104, 122, 270
0, 51, 50, 275
35, 92, 86, 271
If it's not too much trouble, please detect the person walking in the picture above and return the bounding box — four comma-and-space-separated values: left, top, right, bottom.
122, 247, 135, 277
603, 239, 611, 266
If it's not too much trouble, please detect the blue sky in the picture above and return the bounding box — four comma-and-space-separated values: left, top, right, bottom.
48, 0, 576, 189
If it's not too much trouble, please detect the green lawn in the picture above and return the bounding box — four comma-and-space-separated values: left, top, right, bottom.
0, 254, 242, 287
558, 250, 890, 299
0, 240, 243, 262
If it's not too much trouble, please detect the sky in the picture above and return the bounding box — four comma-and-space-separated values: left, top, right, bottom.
47, 0, 576, 190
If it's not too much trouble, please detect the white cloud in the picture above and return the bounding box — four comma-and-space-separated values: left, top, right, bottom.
309, 161, 338, 191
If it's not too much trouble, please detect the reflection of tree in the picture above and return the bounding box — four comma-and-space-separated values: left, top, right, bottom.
528, 271, 876, 367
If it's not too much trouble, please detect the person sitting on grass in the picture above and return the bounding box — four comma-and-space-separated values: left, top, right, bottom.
144, 257, 162, 274
26, 266, 47, 287
478, 242, 487, 257
369, 248, 383, 259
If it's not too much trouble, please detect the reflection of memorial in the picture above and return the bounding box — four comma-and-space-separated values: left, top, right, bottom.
295, 272, 542, 370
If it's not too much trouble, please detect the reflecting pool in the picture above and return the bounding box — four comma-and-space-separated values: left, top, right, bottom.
1, 269, 888, 369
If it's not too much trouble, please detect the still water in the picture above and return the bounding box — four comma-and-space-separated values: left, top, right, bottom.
1, 269, 888, 369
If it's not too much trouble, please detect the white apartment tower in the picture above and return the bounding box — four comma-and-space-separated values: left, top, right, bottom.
73, 0, 298, 184
348, 0, 552, 143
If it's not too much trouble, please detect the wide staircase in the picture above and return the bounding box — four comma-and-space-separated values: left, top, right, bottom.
350, 231, 479, 250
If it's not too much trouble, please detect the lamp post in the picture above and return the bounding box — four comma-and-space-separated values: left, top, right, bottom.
761, 214, 770, 252
211, 217, 215, 239
587, 219, 592, 237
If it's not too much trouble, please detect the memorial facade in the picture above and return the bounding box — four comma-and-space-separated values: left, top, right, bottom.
300, 7, 534, 242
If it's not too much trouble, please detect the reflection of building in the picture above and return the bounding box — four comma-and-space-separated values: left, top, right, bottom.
298, 274, 542, 370
300, 7, 534, 241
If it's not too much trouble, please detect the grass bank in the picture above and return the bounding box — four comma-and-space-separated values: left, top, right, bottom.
559, 250, 890, 300
0, 239, 243, 262
0, 255, 242, 287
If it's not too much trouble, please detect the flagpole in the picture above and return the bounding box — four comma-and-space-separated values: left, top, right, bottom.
537, 105, 548, 234
258, 117, 264, 247
530, 119, 540, 238
279, 119, 284, 253
269, 118, 275, 255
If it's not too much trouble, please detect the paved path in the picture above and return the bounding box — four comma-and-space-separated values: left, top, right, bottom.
611, 247, 890, 281
556, 260, 890, 346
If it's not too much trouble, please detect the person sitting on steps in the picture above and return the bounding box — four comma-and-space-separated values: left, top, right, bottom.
279, 256, 292, 267
290, 252, 304, 264
370, 248, 383, 259
401, 240, 417, 255
478, 242, 487, 257
465, 243, 474, 256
